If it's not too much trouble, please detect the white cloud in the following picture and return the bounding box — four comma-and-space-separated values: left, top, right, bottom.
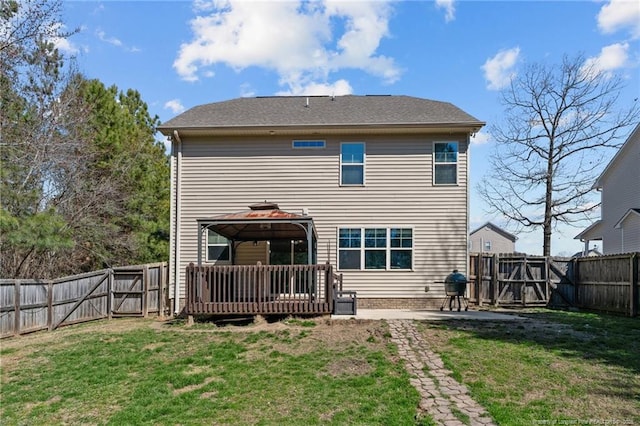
582, 42, 629, 77
239, 83, 255, 97
482, 47, 520, 90
52, 37, 79, 55
96, 29, 122, 47
174, 0, 400, 92
275, 79, 353, 96
46, 23, 79, 55
96, 29, 140, 53
164, 99, 186, 114
470, 131, 490, 145
598, 0, 640, 39
435, 0, 455, 23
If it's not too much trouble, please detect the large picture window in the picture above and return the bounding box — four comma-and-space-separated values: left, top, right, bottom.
340, 142, 365, 185
338, 227, 413, 270
207, 230, 230, 262
434, 142, 458, 185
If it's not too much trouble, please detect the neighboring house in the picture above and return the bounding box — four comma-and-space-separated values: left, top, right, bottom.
571, 248, 602, 258
575, 123, 640, 255
158, 95, 484, 314
469, 222, 517, 254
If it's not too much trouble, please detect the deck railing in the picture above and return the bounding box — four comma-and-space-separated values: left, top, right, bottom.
186, 263, 337, 315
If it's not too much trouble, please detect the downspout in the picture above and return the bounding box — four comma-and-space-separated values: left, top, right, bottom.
466, 133, 471, 276
173, 130, 183, 315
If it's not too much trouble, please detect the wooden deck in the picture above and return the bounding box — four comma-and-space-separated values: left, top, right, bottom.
186, 263, 341, 315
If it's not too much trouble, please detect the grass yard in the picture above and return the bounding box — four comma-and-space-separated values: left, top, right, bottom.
417, 309, 640, 425
1, 310, 638, 425
0, 317, 419, 425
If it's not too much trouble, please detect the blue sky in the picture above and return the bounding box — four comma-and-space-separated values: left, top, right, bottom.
58, 0, 640, 256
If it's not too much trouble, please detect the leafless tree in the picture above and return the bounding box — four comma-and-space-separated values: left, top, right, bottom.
478, 54, 639, 256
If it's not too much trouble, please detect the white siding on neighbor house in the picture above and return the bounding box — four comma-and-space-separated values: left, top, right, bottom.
469, 227, 515, 254
621, 214, 640, 254
171, 133, 469, 301
599, 133, 640, 254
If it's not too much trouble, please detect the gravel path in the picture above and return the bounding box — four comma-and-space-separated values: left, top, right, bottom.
388, 319, 496, 426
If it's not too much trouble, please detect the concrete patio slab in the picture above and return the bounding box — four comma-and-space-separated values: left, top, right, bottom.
331, 308, 524, 321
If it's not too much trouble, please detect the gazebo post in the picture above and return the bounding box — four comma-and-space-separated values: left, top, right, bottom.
197, 221, 203, 266
307, 221, 314, 265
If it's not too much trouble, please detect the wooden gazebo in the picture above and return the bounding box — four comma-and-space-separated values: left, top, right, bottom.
186, 203, 341, 316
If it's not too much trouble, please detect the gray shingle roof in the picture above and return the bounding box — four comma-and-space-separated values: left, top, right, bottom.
158, 95, 483, 131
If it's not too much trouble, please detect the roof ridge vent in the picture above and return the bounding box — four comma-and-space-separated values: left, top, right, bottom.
249, 202, 279, 210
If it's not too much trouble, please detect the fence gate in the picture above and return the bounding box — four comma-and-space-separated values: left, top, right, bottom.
111, 268, 145, 316
469, 254, 573, 307
496, 256, 549, 305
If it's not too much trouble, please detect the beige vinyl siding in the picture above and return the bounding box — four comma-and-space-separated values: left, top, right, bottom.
235, 241, 268, 265
599, 133, 640, 254
173, 133, 469, 300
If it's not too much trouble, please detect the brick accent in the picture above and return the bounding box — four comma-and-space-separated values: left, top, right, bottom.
358, 298, 444, 310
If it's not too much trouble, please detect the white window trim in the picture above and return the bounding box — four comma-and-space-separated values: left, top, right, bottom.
337, 226, 414, 271
339, 142, 366, 186
433, 141, 459, 186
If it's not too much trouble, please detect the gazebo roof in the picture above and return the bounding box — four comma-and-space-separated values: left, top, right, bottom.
198, 203, 316, 241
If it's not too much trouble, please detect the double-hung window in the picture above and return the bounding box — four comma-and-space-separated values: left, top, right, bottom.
433, 142, 458, 185
207, 230, 230, 262
340, 142, 365, 185
338, 227, 413, 270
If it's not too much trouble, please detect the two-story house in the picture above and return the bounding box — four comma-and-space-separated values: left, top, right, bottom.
159, 95, 484, 315
469, 222, 517, 254
575, 123, 640, 255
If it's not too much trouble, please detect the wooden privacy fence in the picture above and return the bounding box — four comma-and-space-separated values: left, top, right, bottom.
469, 253, 639, 317
186, 262, 336, 316
0, 263, 168, 337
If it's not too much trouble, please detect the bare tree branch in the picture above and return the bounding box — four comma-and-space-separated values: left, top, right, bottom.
478, 54, 640, 255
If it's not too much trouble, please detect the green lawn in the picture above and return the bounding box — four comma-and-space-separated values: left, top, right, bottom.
1, 318, 419, 425
2, 310, 638, 425
417, 309, 640, 425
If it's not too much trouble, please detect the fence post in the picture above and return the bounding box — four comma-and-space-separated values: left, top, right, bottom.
107, 269, 113, 320
14, 280, 21, 336
159, 263, 166, 316
573, 258, 579, 309
545, 256, 551, 303
143, 264, 149, 317
522, 254, 527, 306
477, 254, 483, 307
47, 280, 53, 331
631, 253, 638, 318
492, 254, 499, 306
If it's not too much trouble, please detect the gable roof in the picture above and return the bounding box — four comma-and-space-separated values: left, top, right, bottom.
469, 222, 517, 242
198, 203, 316, 241
614, 208, 640, 229
593, 123, 640, 189
575, 219, 604, 241
158, 95, 484, 136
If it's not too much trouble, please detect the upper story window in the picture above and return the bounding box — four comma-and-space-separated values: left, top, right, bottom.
338, 227, 413, 271
340, 142, 365, 185
434, 142, 458, 185
293, 140, 325, 149
484, 240, 492, 251
207, 230, 230, 262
